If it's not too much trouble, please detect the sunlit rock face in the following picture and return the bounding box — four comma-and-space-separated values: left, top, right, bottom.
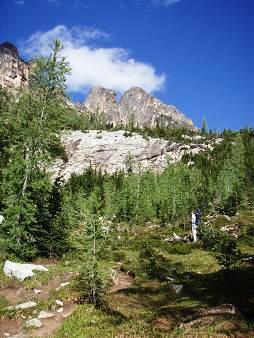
0, 42, 29, 90
83, 86, 195, 130
51, 130, 223, 180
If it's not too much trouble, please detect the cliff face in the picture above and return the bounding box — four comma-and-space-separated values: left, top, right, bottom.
83, 86, 195, 130
0, 42, 29, 90
51, 130, 223, 180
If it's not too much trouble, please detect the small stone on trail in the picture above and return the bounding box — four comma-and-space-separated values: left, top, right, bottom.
38, 310, 56, 319
15, 301, 37, 310
60, 282, 70, 287
34, 288, 42, 294
4, 333, 10, 337
55, 300, 63, 306
57, 307, 63, 313
9, 334, 26, 338
171, 284, 183, 294
26, 318, 42, 328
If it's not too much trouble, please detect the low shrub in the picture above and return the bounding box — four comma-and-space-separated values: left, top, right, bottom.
166, 242, 192, 255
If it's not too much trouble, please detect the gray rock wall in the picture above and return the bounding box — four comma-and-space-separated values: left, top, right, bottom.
51, 130, 223, 180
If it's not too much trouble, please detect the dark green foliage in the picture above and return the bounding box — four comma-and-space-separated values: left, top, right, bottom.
166, 242, 192, 255
214, 235, 240, 270
0, 40, 73, 260
74, 260, 107, 307
199, 224, 240, 270
139, 244, 172, 280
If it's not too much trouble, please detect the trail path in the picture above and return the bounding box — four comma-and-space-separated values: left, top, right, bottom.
0, 270, 133, 338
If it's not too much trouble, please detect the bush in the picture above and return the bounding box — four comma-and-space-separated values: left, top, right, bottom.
112, 250, 126, 262
166, 242, 192, 255
214, 235, 240, 270
73, 261, 108, 308
139, 244, 172, 280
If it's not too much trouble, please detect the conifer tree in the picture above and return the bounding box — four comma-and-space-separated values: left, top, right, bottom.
0, 40, 71, 259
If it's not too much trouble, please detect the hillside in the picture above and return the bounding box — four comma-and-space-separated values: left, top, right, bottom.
0, 41, 253, 337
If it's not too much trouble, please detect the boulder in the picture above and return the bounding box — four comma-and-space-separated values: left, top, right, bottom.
55, 300, 63, 307
15, 301, 37, 310
3, 260, 48, 281
171, 284, 183, 294
38, 311, 56, 319
26, 318, 42, 328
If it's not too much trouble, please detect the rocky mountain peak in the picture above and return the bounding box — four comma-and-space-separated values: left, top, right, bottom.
0, 41, 29, 90
84, 85, 120, 122
83, 85, 196, 130
0, 42, 19, 57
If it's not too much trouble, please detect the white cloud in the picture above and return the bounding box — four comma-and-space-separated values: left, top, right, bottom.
152, 0, 181, 7
21, 25, 165, 94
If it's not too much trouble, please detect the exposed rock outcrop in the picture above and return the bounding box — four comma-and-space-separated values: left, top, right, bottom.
51, 130, 223, 180
0, 42, 29, 90
82, 86, 195, 130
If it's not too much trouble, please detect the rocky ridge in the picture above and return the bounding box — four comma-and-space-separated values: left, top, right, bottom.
51, 130, 223, 180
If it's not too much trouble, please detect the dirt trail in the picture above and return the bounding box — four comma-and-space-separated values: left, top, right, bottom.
0, 270, 133, 338
0, 271, 76, 338
110, 271, 134, 293
29, 302, 76, 338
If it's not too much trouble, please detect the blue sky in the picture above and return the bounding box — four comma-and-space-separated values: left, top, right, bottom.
1, 0, 253, 130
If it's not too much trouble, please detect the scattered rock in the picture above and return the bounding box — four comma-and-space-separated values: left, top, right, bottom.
26, 318, 42, 328
15, 301, 37, 310
60, 282, 70, 288
223, 214, 232, 221
38, 311, 56, 319
165, 233, 187, 242
170, 284, 183, 294
57, 307, 63, 313
220, 224, 240, 238
34, 289, 42, 294
55, 300, 63, 307
3, 260, 48, 281
0, 214, 4, 224
205, 303, 237, 315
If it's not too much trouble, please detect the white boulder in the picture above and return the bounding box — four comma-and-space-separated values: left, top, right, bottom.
38, 311, 56, 319
3, 260, 48, 281
171, 284, 183, 294
55, 299, 63, 306
15, 301, 37, 310
26, 318, 42, 328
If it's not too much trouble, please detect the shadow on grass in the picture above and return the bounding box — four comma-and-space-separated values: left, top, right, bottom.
112, 266, 254, 328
